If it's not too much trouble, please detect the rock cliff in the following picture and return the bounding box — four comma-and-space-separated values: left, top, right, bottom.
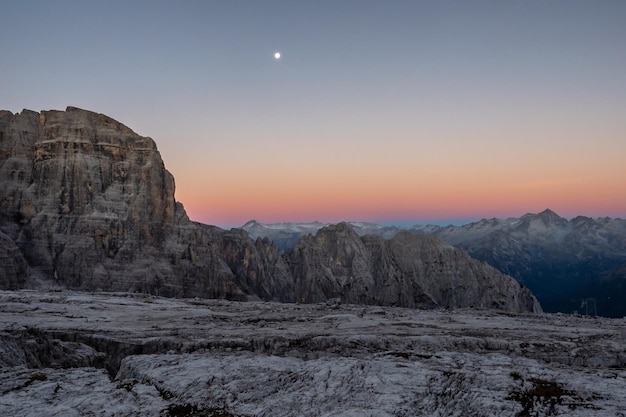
0, 107, 264, 299
0, 107, 540, 312
290, 224, 540, 312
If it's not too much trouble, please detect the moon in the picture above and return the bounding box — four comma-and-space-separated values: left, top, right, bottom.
274, 52, 281, 59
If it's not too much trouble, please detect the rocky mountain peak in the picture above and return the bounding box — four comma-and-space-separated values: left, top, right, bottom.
290, 225, 541, 312
242, 220, 261, 228
0, 107, 184, 291
314, 222, 359, 240
537, 208, 567, 224
516, 208, 569, 235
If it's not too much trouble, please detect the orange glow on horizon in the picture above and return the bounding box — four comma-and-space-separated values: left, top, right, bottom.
169, 123, 626, 227
177, 171, 626, 227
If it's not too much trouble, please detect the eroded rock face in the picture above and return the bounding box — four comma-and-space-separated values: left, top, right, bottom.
0, 107, 540, 312
0, 107, 262, 298
0, 230, 28, 289
290, 224, 541, 313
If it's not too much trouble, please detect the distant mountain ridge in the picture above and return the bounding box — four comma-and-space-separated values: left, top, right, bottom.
242, 209, 626, 317
241, 220, 404, 251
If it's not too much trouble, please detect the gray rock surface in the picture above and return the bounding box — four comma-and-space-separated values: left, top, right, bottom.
0, 107, 539, 313
0, 290, 624, 416
290, 224, 540, 312
0, 230, 28, 289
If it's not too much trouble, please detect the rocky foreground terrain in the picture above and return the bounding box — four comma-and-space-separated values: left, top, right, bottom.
1, 290, 625, 416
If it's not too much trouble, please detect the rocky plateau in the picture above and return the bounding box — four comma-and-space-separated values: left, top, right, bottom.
0, 290, 624, 416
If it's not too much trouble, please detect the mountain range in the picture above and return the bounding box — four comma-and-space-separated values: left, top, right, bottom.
243, 210, 626, 317
0, 107, 539, 313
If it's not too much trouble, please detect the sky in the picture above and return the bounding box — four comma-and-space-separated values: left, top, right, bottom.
2, 0, 625, 227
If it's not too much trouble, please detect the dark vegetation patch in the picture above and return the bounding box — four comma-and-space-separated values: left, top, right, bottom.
164, 404, 236, 417
508, 376, 601, 416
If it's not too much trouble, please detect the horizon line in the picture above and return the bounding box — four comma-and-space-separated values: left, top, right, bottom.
194, 208, 625, 230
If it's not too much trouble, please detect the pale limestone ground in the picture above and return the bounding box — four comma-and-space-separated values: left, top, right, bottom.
0, 290, 624, 416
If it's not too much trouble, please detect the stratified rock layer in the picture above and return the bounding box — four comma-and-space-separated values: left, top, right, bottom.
0, 107, 258, 299
0, 107, 540, 313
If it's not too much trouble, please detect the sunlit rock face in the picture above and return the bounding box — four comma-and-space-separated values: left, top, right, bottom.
0, 107, 261, 298
0, 107, 539, 313
5, 109, 176, 286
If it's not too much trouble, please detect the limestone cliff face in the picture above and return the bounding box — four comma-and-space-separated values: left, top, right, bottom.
6, 108, 169, 283
0, 107, 540, 313
2, 109, 160, 285
0, 107, 267, 298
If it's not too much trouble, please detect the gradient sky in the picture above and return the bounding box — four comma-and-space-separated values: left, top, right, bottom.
2, 1, 625, 227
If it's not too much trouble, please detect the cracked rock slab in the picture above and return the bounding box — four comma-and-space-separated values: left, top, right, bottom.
0, 290, 624, 416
